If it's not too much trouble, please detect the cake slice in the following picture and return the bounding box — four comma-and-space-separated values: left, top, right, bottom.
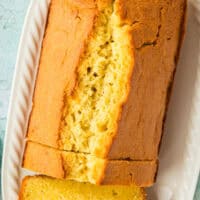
23, 141, 157, 186
19, 176, 146, 200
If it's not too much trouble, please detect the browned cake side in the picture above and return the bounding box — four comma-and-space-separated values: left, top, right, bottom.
108, 0, 187, 160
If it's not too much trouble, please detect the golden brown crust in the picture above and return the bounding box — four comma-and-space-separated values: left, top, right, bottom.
18, 176, 31, 200
108, 0, 187, 160
157, 1, 187, 156
23, 142, 65, 179
23, 142, 157, 187
96, 0, 113, 10
27, 0, 97, 148
102, 160, 157, 187
66, 0, 96, 9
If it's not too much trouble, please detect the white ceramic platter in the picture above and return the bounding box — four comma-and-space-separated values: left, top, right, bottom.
1, 0, 50, 199
1, 0, 200, 199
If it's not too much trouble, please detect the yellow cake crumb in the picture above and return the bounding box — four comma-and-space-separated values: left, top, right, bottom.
60, 2, 134, 158
19, 176, 146, 200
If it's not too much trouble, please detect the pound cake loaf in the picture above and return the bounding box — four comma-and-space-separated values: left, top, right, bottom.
23, 0, 187, 186
27, 0, 186, 159
23, 141, 157, 186
19, 176, 146, 200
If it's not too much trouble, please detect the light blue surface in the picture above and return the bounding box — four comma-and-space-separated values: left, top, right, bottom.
0, 0, 199, 199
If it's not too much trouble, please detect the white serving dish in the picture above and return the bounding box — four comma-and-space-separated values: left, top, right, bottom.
1, 0, 200, 199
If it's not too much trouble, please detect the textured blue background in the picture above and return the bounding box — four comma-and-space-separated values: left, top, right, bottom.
0, 0, 199, 199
